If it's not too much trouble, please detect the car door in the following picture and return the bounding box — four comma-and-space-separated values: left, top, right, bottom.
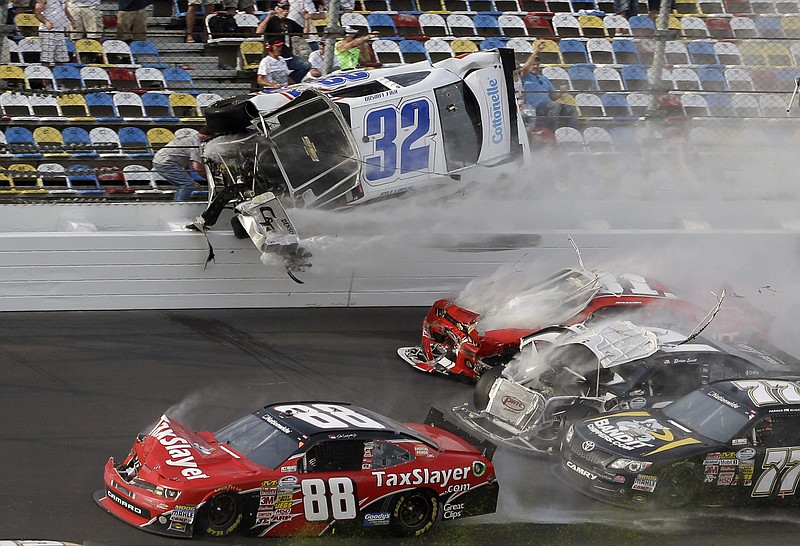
741, 414, 800, 505
297, 439, 366, 526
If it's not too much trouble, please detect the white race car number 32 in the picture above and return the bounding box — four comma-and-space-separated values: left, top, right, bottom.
364, 99, 431, 182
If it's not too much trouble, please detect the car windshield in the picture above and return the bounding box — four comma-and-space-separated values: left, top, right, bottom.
661, 388, 751, 443
215, 414, 300, 469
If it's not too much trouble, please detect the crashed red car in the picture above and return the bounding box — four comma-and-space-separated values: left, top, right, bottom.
398, 267, 770, 383
94, 402, 498, 538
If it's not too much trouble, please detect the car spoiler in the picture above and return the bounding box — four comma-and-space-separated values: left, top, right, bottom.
424, 406, 497, 460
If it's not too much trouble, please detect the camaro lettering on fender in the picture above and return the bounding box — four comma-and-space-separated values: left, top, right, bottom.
486, 78, 504, 144
372, 466, 471, 487
150, 417, 210, 480
566, 461, 598, 480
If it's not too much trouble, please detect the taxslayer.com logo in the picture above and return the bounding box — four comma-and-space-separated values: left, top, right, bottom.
501, 396, 525, 413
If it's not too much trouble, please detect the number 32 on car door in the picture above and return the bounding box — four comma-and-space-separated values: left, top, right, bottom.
363, 99, 434, 184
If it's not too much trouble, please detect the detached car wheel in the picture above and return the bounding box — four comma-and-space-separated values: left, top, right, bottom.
390, 490, 439, 537
654, 462, 700, 508
198, 492, 243, 537
473, 366, 505, 411
231, 216, 248, 239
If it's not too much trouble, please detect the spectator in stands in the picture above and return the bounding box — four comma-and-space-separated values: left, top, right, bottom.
117, 0, 152, 42
35, 0, 74, 67
335, 26, 378, 70
256, 1, 311, 82
614, 0, 637, 22
289, 0, 326, 44
152, 126, 215, 201
186, 0, 216, 43
519, 50, 578, 133
257, 37, 292, 88
224, 0, 255, 14
67, 0, 101, 39
307, 40, 337, 79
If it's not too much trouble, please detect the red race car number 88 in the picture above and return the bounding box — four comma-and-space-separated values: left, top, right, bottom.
302, 477, 357, 521
272, 404, 386, 430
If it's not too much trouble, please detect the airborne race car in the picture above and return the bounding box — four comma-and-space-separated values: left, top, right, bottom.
449, 314, 800, 454
190, 49, 528, 274
558, 378, 800, 508
94, 402, 498, 538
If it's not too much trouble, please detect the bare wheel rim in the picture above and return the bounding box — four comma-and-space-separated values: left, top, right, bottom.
207, 494, 238, 528
399, 493, 431, 528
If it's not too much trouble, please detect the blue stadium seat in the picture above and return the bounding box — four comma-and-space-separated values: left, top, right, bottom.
698, 67, 728, 91
66, 164, 103, 193
601, 93, 634, 117
706, 92, 737, 116
622, 64, 649, 91
5, 127, 41, 157
161, 67, 194, 90
473, 14, 503, 38
687, 41, 719, 65
559, 38, 589, 64
612, 39, 641, 64
629, 15, 656, 37
399, 39, 429, 62
568, 64, 599, 91
480, 37, 508, 50
52, 64, 84, 91
141, 92, 176, 120
367, 13, 398, 36
118, 127, 153, 157
85, 92, 119, 119
62, 127, 97, 157
129, 40, 166, 68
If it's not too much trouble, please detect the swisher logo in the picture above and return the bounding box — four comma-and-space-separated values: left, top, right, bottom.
501, 396, 525, 413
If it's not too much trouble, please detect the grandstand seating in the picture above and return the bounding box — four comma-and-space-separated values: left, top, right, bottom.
2, 0, 800, 181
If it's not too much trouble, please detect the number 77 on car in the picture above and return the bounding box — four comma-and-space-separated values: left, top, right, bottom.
95, 402, 499, 538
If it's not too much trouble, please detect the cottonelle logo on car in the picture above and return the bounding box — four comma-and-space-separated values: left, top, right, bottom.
485, 78, 504, 145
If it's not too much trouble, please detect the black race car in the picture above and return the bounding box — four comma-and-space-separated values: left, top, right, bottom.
452, 319, 800, 454
557, 378, 800, 508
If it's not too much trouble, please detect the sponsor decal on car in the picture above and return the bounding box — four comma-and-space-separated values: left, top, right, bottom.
628, 397, 647, 410
169, 504, 197, 524
486, 78, 504, 144
363, 512, 392, 526
501, 396, 525, 412
443, 502, 464, 520
372, 466, 471, 487
107, 488, 150, 518
362, 441, 374, 470
261, 414, 293, 434
149, 417, 210, 480
631, 475, 658, 493
281, 465, 297, 473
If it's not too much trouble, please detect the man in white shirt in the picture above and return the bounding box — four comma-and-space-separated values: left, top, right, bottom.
306, 40, 337, 79
257, 37, 292, 88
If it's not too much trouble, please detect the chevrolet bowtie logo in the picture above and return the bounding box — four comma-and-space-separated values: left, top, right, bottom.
302, 136, 319, 162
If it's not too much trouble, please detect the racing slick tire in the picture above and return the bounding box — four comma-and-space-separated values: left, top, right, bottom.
197, 492, 243, 537
389, 490, 439, 537
204, 95, 252, 135
472, 365, 505, 411
231, 215, 248, 239
653, 461, 700, 508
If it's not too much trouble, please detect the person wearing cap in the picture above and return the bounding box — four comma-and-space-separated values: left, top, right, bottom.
152, 126, 215, 201
335, 26, 378, 70
257, 37, 293, 88
256, 0, 312, 83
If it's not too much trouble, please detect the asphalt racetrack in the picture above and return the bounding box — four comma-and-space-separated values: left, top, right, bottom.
2, 308, 799, 546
